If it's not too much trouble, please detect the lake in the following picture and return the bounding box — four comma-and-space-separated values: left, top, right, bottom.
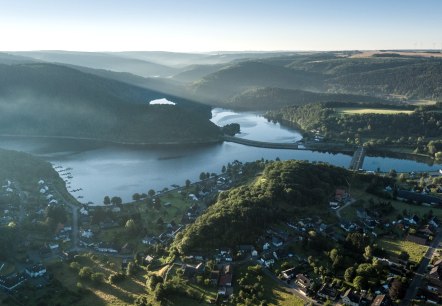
0, 108, 440, 204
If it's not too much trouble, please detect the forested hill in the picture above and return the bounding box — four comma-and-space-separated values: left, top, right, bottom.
173, 161, 349, 253
182, 54, 442, 109
0, 63, 221, 144
228, 87, 385, 110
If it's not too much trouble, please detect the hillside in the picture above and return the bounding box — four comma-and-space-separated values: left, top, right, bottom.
11, 51, 177, 77
190, 60, 325, 103
228, 87, 385, 110
0, 63, 221, 144
173, 160, 349, 252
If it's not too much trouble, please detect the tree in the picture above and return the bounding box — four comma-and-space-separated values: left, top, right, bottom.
185, 179, 191, 189
199, 172, 206, 181
221, 165, 226, 173
364, 245, 373, 261
127, 262, 136, 276
132, 193, 141, 201
389, 169, 397, 178
78, 267, 93, 279
147, 274, 163, 291
148, 189, 156, 198
353, 275, 367, 290
91, 272, 104, 283
389, 278, 406, 300
103, 196, 111, 205
111, 196, 122, 205
125, 219, 137, 234
344, 267, 355, 282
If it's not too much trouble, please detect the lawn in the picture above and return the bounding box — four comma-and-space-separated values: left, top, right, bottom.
377, 238, 429, 264
336, 108, 414, 115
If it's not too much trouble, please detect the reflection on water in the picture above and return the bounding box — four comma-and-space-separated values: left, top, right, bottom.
0, 109, 440, 204
211, 108, 302, 143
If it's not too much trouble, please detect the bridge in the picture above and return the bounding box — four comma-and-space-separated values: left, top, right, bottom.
349, 146, 366, 170
223, 136, 299, 150
224, 136, 366, 170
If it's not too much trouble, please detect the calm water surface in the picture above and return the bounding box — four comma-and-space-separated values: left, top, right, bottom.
0, 109, 440, 204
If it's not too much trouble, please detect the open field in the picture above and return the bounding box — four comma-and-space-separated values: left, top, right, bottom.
377, 238, 429, 264
336, 107, 414, 115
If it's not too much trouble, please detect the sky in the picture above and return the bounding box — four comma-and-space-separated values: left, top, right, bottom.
0, 0, 441, 52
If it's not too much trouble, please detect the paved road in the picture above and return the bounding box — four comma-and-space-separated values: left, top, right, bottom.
400, 231, 442, 306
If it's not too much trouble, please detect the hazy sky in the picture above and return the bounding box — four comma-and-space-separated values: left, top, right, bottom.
1, 0, 441, 52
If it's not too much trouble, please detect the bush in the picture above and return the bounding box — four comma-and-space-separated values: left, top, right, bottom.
78, 267, 93, 280
91, 272, 105, 283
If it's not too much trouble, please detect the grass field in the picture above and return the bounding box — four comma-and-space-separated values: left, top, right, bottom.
377, 238, 429, 264
336, 108, 414, 115
51, 253, 148, 306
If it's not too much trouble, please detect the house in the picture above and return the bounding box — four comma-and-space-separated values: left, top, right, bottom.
272, 236, 283, 247
25, 264, 47, 278
260, 253, 275, 268
96, 243, 118, 253
417, 288, 440, 304
295, 274, 311, 293
427, 264, 442, 289
281, 267, 297, 280
371, 295, 391, 306
342, 289, 362, 306
219, 274, 232, 287
419, 225, 435, 237
341, 221, 358, 232
356, 208, 368, 220
0, 273, 27, 291
144, 255, 155, 265
335, 188, 349, 202
317, 283, 338, 300
406, 234, 427, 245
141, 236, 158, 245
397, 190, 442, 206
48, 243, 59, 250
210, 270, 220, 286
182, 264, 197, 279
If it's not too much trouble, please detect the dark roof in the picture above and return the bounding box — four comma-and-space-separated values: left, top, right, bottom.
219, 274, 232, 286
429, 265, 442, 280
343, 289, 362, 303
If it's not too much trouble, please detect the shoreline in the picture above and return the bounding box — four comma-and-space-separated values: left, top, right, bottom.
0, 134, 223, 146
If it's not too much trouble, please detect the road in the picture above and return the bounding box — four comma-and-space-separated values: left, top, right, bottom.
400, 231, 442, 306
49, 182, 80, 250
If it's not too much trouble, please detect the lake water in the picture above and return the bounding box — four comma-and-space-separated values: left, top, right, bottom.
0, 108, 440, 204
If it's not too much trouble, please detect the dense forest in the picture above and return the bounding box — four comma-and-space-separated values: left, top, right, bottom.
266, 102, 442, 157
173, 161, 349, 253
0, 63, 221, 144
228, 87, 384, 110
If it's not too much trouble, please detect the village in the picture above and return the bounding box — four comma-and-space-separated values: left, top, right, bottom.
1, 160, 442, 305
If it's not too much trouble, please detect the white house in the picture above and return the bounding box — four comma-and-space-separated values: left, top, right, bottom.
25, 264, 47, 278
